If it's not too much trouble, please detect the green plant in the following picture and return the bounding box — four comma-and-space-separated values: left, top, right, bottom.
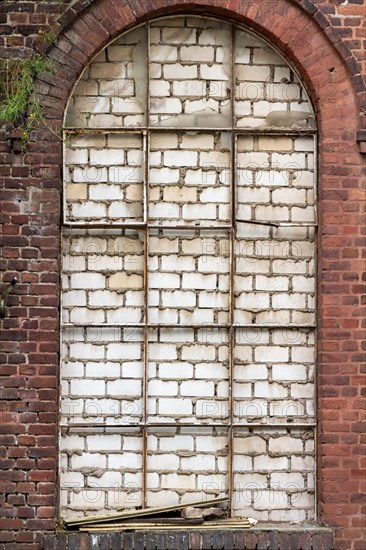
40, 30, 58, 45
0, 53, 58, 148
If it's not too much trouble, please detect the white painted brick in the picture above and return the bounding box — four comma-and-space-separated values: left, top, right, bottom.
255, 275, 289, 291
158, 399, 192, 416
65, 148, 88, 164
149, 343, 178, 360
272, 152, 306, 169
254, 382, 287, 399
181, 133, 215, 149
151, 98, 182, 114
237, 65, 270, 82
72, 166, 108, 183
254, 490, 288, 510
232, 454, 252, 472
269, 436, 303, 454
85, 362, 120, 378
182, 203, 216, 220
181, 455, 215, 471
291, 456, 315, 471
292, 347, 314, 363
111, 98, 144, 114
198, 292, 228, 308
182, 273, 217, 289
87, 434, 122, 451
273, 259, 307, 274
173, 81, 205, 97
269, 400, 305, 417
63, 290, 86, 307
291, 207, 315, 223
109, 273, 143, 289
162, 291, 196, 308
150, 45, 178, 62
163, 186, 197, 202
72, 202, 107, 219
235, 436, 266, 455
197, 258, 229, 273
256, 205, 289, 222
148, 453, 180, 470
258, 137, 293, 151
272, 293, 306, 309
181, 345, 215, 361
235, 364, 267, 380
161, 255, 195, 272
181, 46, 215, 62
291, 384, 314, 398
198, 28, 229, 45
89, 290, 121, 307
162, 28, 196, 44
270, 471, 305, 489
159, 362, 194, 379
254, 455, 288, 471
233, 382, 252, 398
150, 134, 179, 149
108, 45, 135, 61
149, 202, 180, 219
149, 272, 180, 289
150, 80, 170, 97
272, 364, 307, 381
159, 435, 194, 452
181, 380, 215, 396
255, 346, 289, 363
89, 148, 123, 165
71, 379, 105, 396
236, 293, 270, 310
164, 150, 198, 167
200, 64, 229, 80
161, 473, 195, 489
88, 470, 122, 486
69, 308, 105, 324
71, 453, 107, 469
272, 188, 306, 205
164, 64, 198, 79
107, 379, 141, 395
149, 380, 178, 395
106, 343, 141, 360
69, 342, 104, 360
195, 363, 228, 379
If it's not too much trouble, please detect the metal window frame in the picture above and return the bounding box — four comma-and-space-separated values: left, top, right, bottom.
61, 18, 318, 517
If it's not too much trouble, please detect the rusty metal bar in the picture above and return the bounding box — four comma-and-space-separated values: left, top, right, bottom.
62, 221, 318, 230
61, 422, 317, 429
227, 23, 236, 519
141, 21, 151, 510
63, 127, 317, 136
61, 323, 316, 329
61, 222, 233, 231
148, 224, 232, 231
63, 128, 146, 134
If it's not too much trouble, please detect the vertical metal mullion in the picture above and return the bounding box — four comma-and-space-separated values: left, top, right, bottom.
313, 131, 318, 521
141, 22, 150, 509
227, 23, 236, 519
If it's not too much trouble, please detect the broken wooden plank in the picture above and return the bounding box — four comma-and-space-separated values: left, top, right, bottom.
64, 496, 228, 527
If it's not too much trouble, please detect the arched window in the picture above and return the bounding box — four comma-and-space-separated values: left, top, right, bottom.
60, 15, 317, 522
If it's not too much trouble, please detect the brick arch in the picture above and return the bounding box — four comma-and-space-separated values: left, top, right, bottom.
36, 0, 363, 121
33, 1, 362, 548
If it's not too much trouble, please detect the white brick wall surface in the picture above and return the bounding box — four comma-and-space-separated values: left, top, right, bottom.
61, 15, 316, 520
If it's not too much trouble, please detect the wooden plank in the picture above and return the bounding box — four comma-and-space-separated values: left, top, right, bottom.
64, 497, 228, 527
79, 523, 252, 532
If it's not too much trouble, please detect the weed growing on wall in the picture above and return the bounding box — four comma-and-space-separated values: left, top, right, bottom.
0, 51, 57, 149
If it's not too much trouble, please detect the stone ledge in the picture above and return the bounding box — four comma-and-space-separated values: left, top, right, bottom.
43, 526, 334, 549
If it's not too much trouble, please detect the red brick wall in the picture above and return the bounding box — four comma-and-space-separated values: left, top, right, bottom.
1, 1, 365, 549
